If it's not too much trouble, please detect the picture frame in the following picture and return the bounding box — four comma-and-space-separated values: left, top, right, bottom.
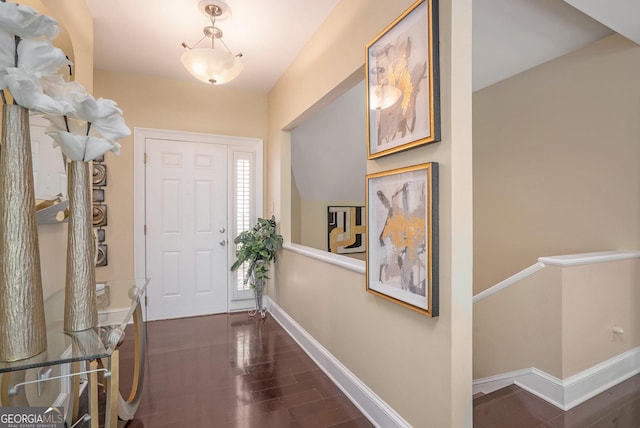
366, 0, 440, 159
366, 162, 438, 316
327, 206, 366, 254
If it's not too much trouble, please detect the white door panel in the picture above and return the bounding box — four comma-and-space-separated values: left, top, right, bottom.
145, 138, 228, 320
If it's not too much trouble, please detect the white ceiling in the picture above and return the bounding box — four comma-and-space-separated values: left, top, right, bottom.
85, 0, 638, 94
473, 0, 613, 91
84, 0, 638, 203
84, 0, 341, 93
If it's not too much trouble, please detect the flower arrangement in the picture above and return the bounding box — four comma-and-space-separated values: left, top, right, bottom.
230, 216, 284, 289
230, 216, 283, 317
0, 1, 130, 162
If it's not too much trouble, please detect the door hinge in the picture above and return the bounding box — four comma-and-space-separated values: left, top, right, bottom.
144, 152, 147, 164
144, 224, 147, 235
145, 295, 148, 306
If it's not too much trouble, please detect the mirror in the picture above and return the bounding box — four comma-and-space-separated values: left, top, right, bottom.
19, 0, 75, 224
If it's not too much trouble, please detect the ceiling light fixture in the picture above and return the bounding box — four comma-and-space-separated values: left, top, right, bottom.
369, 48, 401, 110
181, 0, 243, 85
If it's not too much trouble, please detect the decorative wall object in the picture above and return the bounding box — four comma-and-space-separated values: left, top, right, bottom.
92, 188, 104, 203
92, 163, 107, 186
327, 206, 366, 254
64, 161, 98, 331
96, 244, 108, 267
366, 0, 440, 159
92, 161, 108, 266
366, 162, 439, 316
92, 204, 108, 227
0, 105, 47, 361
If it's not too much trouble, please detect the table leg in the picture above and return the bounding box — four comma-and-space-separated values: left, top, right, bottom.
89, 359, 98, 428
104, 349, 119, 428
118, 302, 146, 420
0, 371, 27, 407
68, 361, 81, 426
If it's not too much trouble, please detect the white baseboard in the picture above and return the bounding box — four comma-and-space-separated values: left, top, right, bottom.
473, 347, 640, 411
265, 296, 410, 428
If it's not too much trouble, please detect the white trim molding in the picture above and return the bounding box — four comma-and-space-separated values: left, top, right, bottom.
265, 296, 410, 428
538, 250, 640, 267
473, 262, 545, 303
284, 243, 365, 275
473, 347, 640, 411
133, 127, 263, 316
474, 250, 640, 303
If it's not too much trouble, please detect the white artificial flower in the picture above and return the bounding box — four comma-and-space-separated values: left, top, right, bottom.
44, 79, 129, 162
91, 113, 131, 141
17, 39, 69, 75
44, 79, 131, 155
0, 2, 68, 113
0, 39, 70, 99
48, 131, 121, 162
4, 67, 64, 114
45, 115, 88, 136
0, 32, 13, 84
0, 2, 59, 40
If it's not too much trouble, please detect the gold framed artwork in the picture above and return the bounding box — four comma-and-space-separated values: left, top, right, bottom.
366, 163, 439, 316
366, 0, 440, 159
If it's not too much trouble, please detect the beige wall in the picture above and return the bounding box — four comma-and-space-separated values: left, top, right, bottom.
562, 258, 640, 377
474, 267, 563, 379
268, 0, 473, 426
473, 34, 640, 294
474, 257, 640, 380
92, 70, 268, 280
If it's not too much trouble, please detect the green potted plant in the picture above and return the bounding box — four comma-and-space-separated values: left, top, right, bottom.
230, 215, 283, 318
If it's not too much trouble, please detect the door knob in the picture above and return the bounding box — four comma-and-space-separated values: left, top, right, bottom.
219, 240, 226, 246
219, 227, 225, 233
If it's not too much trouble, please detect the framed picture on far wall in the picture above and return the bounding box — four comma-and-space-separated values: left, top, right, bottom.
328, 206, 366, 254
366, 163, 439, 316
366, 0, 440, 159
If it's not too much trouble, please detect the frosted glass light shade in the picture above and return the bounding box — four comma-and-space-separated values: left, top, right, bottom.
181, 47, 243, 85
369, 84, 401, 110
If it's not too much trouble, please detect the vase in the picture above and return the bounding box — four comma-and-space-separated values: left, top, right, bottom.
64, 160, 97, 332
254, 280, 265, 318
251, 259, 267, 319
0, 104, 47, 361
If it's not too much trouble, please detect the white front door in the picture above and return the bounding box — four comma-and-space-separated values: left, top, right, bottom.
145, 138, 228, 320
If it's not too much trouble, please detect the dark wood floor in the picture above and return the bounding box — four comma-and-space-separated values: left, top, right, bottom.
79, 311, 640, 427
116, 312, 373, 428
473, 375, 640, 427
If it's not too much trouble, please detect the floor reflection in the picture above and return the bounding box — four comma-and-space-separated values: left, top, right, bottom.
117, 312, 372, 427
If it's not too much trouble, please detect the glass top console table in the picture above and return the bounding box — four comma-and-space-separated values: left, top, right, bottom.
0, 278, 149, 428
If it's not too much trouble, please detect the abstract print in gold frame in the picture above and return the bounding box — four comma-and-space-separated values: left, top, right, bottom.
366, 163, 438, 316
366, 0, 440, 159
